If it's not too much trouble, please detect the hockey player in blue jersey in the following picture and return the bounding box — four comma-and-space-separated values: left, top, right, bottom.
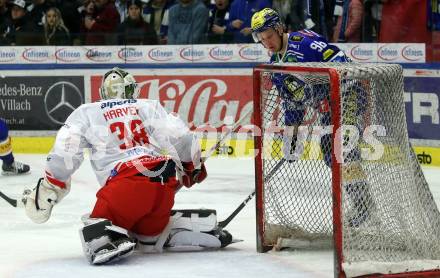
251, 7, 351, 165
0, 119, 30, 175
251, 8, 371, 228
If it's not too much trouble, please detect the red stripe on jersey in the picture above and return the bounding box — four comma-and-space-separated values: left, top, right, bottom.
45, 174, 66, 189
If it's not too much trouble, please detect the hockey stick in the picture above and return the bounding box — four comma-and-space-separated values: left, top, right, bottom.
201, 109, 252, 163
217, 158, 286, 229
0, 190, 21, 208
218, 190, 255, 228
265, 158, 286, 181
176, 110, 252, 191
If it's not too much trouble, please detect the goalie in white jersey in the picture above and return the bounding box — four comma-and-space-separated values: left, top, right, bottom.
22, 67, 234, 265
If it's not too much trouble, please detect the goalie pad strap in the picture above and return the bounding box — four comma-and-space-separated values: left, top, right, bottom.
171, 209, 216, 218
134, 212, 181, 253
154, 212, 177, 252
81, 218, 130, 242
82, 219, 113, 242
0, 136, 12, 157
45, 171, 67, 189
170, 209, 217, 232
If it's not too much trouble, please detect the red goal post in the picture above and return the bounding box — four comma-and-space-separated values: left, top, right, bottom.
252, 63, 440, 278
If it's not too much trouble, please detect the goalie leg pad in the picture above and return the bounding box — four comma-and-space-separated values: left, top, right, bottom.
132, 233, 161, 253
170, 209, 218, 232
169, 209, 234, 250
79, 217, 136, 265
135, 209, 234, 252
133, 218, 174, 253
167, 228, 233, 251
166, 230, 222, 251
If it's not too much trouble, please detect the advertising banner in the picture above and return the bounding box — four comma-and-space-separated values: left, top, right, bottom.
0, 43, 426, 65
91, 74, 254, 129
0, 76, 84, 130
335, 43, 426, 63
17, 47, 57, 64
404, 75, 440, 141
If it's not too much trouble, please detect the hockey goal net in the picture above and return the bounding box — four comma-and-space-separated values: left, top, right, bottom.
253, 63, 440, 278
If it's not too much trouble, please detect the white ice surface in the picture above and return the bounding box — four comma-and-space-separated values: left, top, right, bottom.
0, 154, 439, 278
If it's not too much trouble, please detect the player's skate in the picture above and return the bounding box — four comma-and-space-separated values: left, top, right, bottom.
2, 161, 30, 176
80, 217, 136, 265
348, 200, 369, 228
345, 181, 373, 228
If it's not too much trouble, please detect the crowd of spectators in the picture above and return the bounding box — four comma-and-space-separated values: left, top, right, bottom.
0, 0, 424, 46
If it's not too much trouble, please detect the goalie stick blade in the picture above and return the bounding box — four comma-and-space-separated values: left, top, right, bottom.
0, 190, 23, 208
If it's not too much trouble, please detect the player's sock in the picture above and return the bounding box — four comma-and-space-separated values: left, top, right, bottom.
2, 160, 30, 176
346, 181, 371, 228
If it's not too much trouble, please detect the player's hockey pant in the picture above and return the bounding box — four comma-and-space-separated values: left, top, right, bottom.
90, 174, 178, 236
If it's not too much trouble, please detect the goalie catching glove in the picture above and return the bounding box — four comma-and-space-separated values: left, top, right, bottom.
176, 161, 207, 188
23, 176, 70, 224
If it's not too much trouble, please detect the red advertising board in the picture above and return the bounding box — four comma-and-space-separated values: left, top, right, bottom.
91, 75, 254, 130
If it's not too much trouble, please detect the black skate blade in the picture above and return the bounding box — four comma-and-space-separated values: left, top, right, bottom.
231, 238, 244, 244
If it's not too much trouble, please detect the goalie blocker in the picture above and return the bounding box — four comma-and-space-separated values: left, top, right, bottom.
80, 209, 235, 265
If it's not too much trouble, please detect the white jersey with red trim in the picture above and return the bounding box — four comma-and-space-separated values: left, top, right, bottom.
45, 99, 197, 186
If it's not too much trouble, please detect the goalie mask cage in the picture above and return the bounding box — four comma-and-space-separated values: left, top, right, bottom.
253, 63, 440, 278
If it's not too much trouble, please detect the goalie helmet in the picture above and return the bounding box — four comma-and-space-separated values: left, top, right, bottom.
99, 67, 139, 100
251, 8, 284, 43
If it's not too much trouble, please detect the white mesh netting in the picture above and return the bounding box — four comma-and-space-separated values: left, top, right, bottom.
255, 63, 440, 277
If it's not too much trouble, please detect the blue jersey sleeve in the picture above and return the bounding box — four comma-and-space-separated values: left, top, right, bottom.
294, 30, 350, 62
